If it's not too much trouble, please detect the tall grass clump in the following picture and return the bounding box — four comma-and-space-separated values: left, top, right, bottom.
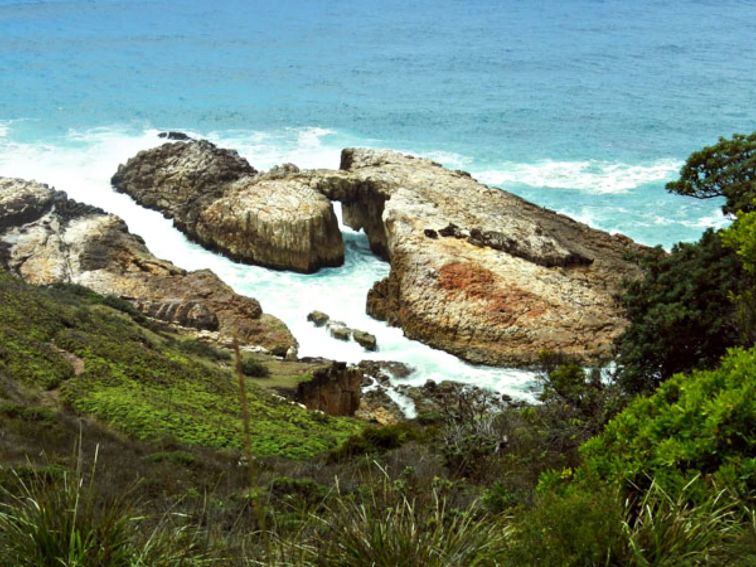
265, 463, 511, 567
622, 477, 752, 566
0, 445, 136, 566
0, 443, 209, 566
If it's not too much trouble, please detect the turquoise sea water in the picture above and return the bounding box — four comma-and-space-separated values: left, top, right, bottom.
1, 0, 755, 399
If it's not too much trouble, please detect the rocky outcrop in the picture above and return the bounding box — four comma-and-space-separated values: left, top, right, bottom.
113, 142, 646, 366
194, 176, 343, 272
112, 139, 344, 273
0, 177, 296, 355
278, 149, 644, 366
296, 362, 362, 416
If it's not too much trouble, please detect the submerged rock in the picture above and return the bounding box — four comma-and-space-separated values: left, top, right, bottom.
112, 140, 344, 273
158, 131, 193, 141
327, 321, 351, 341
0, 177, 297, 354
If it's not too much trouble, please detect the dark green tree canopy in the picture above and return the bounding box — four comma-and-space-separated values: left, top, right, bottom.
666, 132, 756, 215
616, 230, 749, 394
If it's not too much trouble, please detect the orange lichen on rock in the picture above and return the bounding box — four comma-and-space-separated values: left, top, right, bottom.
438, 261, 548, 323
438, 261, 496, 299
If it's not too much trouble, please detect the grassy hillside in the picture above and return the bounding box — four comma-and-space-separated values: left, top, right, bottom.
0, 269, 360, 461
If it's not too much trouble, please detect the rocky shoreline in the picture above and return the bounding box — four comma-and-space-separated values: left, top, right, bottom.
0, 136, 648, 421
0, 177, 296, 355
112, 138, 645, 367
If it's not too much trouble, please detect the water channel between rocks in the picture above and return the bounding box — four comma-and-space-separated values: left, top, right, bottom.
0, 128, 540, 408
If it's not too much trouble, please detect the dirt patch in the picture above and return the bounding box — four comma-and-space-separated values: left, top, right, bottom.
50, 344, 85, 376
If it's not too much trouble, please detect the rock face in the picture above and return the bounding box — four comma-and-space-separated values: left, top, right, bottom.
112, 140, 344, 273
277, 149, 644, 366
296, 362, 362, 416
113, 142, 646, 366
0, 177, 296, 355
329, 149, 644, 366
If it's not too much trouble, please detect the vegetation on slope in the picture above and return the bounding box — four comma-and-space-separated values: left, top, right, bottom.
0, 271, 360, 459
0, 133, 754, 564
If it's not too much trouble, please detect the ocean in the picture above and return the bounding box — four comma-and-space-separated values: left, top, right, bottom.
1, 0, 755, 400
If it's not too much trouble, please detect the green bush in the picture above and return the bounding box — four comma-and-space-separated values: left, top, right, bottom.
328, 423, 420, 462
578, 346, 756, 498
0, 402, 56, 423
240, 356, 270, 378
507, 484, 625, 566
616, 230, 749, 394
175, 338, 231, 362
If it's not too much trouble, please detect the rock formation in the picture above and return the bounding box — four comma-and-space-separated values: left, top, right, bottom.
292, 149, 645, 366
307, 311, 378, 351
112, 140, 344, 273
113, 141, 646, 366
295, 362, 362, 416
0, 177, 296, 354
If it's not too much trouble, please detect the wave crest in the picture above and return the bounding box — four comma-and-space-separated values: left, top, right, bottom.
475, 158, 682, 193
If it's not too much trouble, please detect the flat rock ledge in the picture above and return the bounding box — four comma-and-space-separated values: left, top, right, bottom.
274, 148, 645, 366
0, 177, 297, 355
112, 140, 344, 273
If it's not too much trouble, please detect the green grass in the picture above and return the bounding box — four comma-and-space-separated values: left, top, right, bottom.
0, 270, 361, 459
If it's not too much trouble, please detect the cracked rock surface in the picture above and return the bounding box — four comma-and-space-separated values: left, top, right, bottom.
112, 140, 344, 273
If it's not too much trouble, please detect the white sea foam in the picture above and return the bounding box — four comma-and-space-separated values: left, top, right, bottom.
0, 125, 538, 401
475, 158, 682, 193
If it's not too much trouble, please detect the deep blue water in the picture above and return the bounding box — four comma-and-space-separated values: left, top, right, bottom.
2, 0, 755, 245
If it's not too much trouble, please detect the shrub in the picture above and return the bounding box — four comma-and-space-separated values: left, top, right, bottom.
176, 339, 231, 362
621, 477, 749, 566
283, 467, 511, 566
240, 356, 270, 378
616, 230, 748, 394
328, 423, 420, 462
0, 459, 136, 566
578, 346, 756, 498
507, 484, 625, 566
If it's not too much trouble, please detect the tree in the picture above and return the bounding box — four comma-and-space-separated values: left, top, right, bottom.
616, 230, 747, 394
666, 132, 756, 215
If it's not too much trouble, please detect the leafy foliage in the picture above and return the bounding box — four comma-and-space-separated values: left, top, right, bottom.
240, 356, 270, 378
666, 132, 756, 215
579, 346, 756, 497
723, 209, 756, 274
0, 269, 361, 459
616, 230, 749, 393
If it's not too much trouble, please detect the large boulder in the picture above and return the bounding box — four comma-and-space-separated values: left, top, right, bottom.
193, 176, 343, 272
112, 140, 344, 273
328, 149, 644, 366
0, 177, 296, 355
269, 149, 645, 366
